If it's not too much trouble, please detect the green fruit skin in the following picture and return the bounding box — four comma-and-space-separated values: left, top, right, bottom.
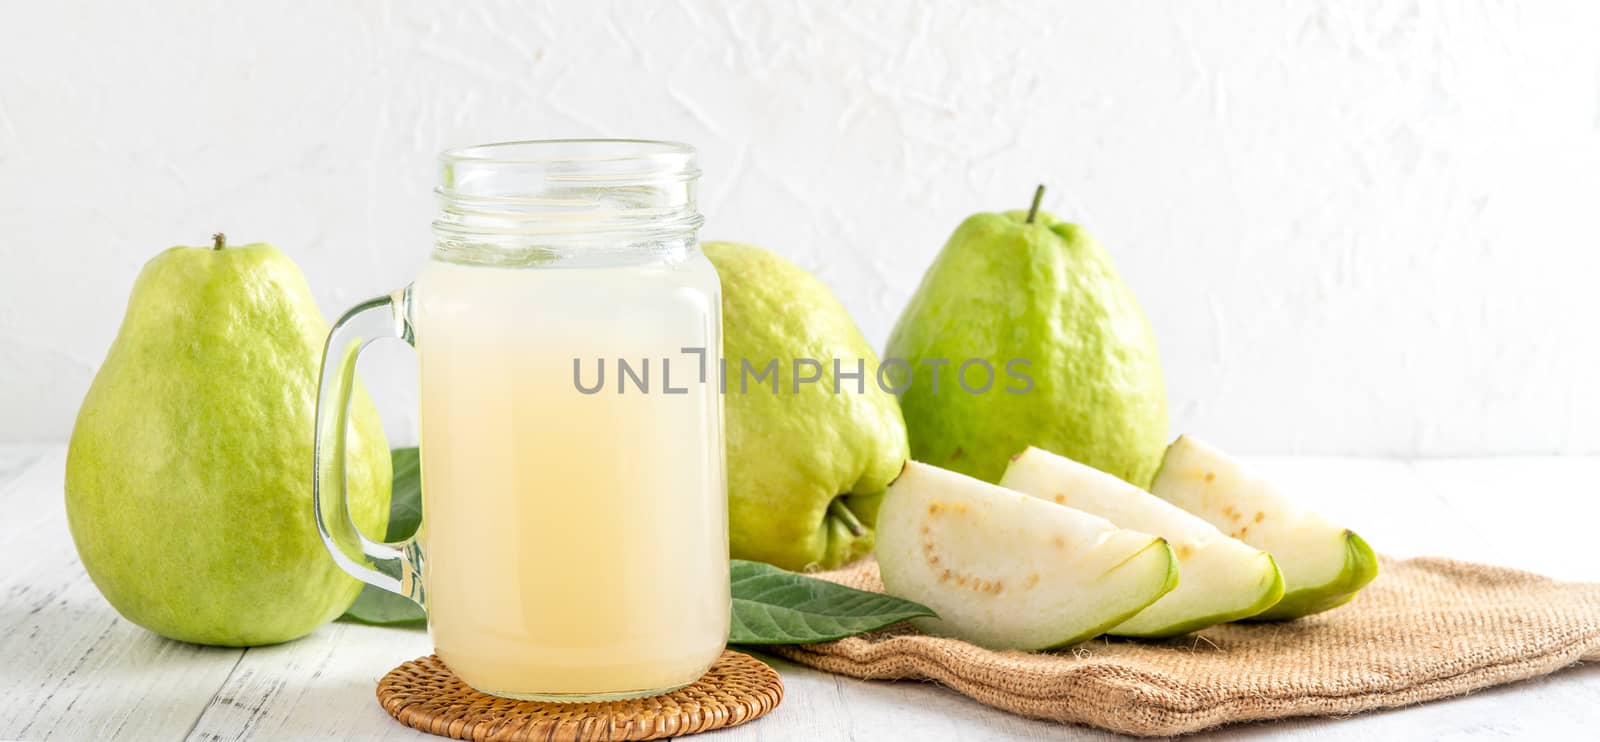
1044, 538, 1180, 648
1250, 531, 1379, 621
703, 242, 909, 571
1111, 555, 1285, 639
65, 243, 391, 647
886, 211, 1168, 487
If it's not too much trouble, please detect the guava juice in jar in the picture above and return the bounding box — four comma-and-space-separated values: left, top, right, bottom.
314, 139, 729, 701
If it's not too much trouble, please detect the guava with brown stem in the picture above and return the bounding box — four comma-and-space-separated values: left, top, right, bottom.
885, 186, 1169, 488
704, 241, 909, 571
66, 235, 391, 646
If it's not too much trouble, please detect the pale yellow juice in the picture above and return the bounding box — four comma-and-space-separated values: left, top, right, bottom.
411, 254, 729, 699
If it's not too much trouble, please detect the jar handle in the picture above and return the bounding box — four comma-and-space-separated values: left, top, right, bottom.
312, 287, 424, 607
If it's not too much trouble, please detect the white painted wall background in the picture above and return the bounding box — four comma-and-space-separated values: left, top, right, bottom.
2, 1, 1597, 455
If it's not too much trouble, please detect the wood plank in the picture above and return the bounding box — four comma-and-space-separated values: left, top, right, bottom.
6, 450, 1599, 741
185, 620, 434, 741
187, 636, 1110, 741
0, 449, 243, 741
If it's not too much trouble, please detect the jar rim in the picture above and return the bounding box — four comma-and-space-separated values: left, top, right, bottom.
432, 139, 702, 253
440, 138, 696, 167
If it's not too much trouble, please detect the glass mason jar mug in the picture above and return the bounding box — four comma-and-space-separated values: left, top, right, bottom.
312, 140, 729, 701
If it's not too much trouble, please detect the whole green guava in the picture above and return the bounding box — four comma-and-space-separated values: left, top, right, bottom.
704, 241, 909, 571
885, 209, 1168, 487
65, 238, 391, 646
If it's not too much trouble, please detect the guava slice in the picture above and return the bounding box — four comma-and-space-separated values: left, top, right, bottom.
1000, 447, 1283, 637
1150, 436, 1379, 620
876, 461, 1177, 650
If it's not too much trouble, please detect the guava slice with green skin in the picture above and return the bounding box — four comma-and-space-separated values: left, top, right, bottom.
1150, 436, 1379, 620
1000, 447, 1283, 638
876, 461, 1178, 650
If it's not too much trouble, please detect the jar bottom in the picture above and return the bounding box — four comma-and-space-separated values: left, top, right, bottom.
471, 680, 697, 703
443, 648, 723, 703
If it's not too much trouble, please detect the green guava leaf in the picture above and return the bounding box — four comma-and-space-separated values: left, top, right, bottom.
386, 447, 421, 541
729, 559, 935, 644
338, 447, 425, 626
341, 584, 425, 626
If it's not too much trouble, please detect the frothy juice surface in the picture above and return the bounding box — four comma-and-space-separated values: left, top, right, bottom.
411, 255, 729, 698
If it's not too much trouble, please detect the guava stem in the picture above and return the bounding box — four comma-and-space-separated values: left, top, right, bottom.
1026, 184, 1045, 224
213, 232, 226, 250
828, 499, 866, 537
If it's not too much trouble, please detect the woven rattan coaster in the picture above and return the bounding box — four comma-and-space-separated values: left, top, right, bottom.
376, 650, 783, 741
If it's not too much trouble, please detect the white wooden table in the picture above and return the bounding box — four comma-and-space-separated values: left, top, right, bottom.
4, 444, 1598, 741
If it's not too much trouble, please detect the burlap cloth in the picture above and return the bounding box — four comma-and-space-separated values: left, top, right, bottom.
769, 556, 1600, 736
